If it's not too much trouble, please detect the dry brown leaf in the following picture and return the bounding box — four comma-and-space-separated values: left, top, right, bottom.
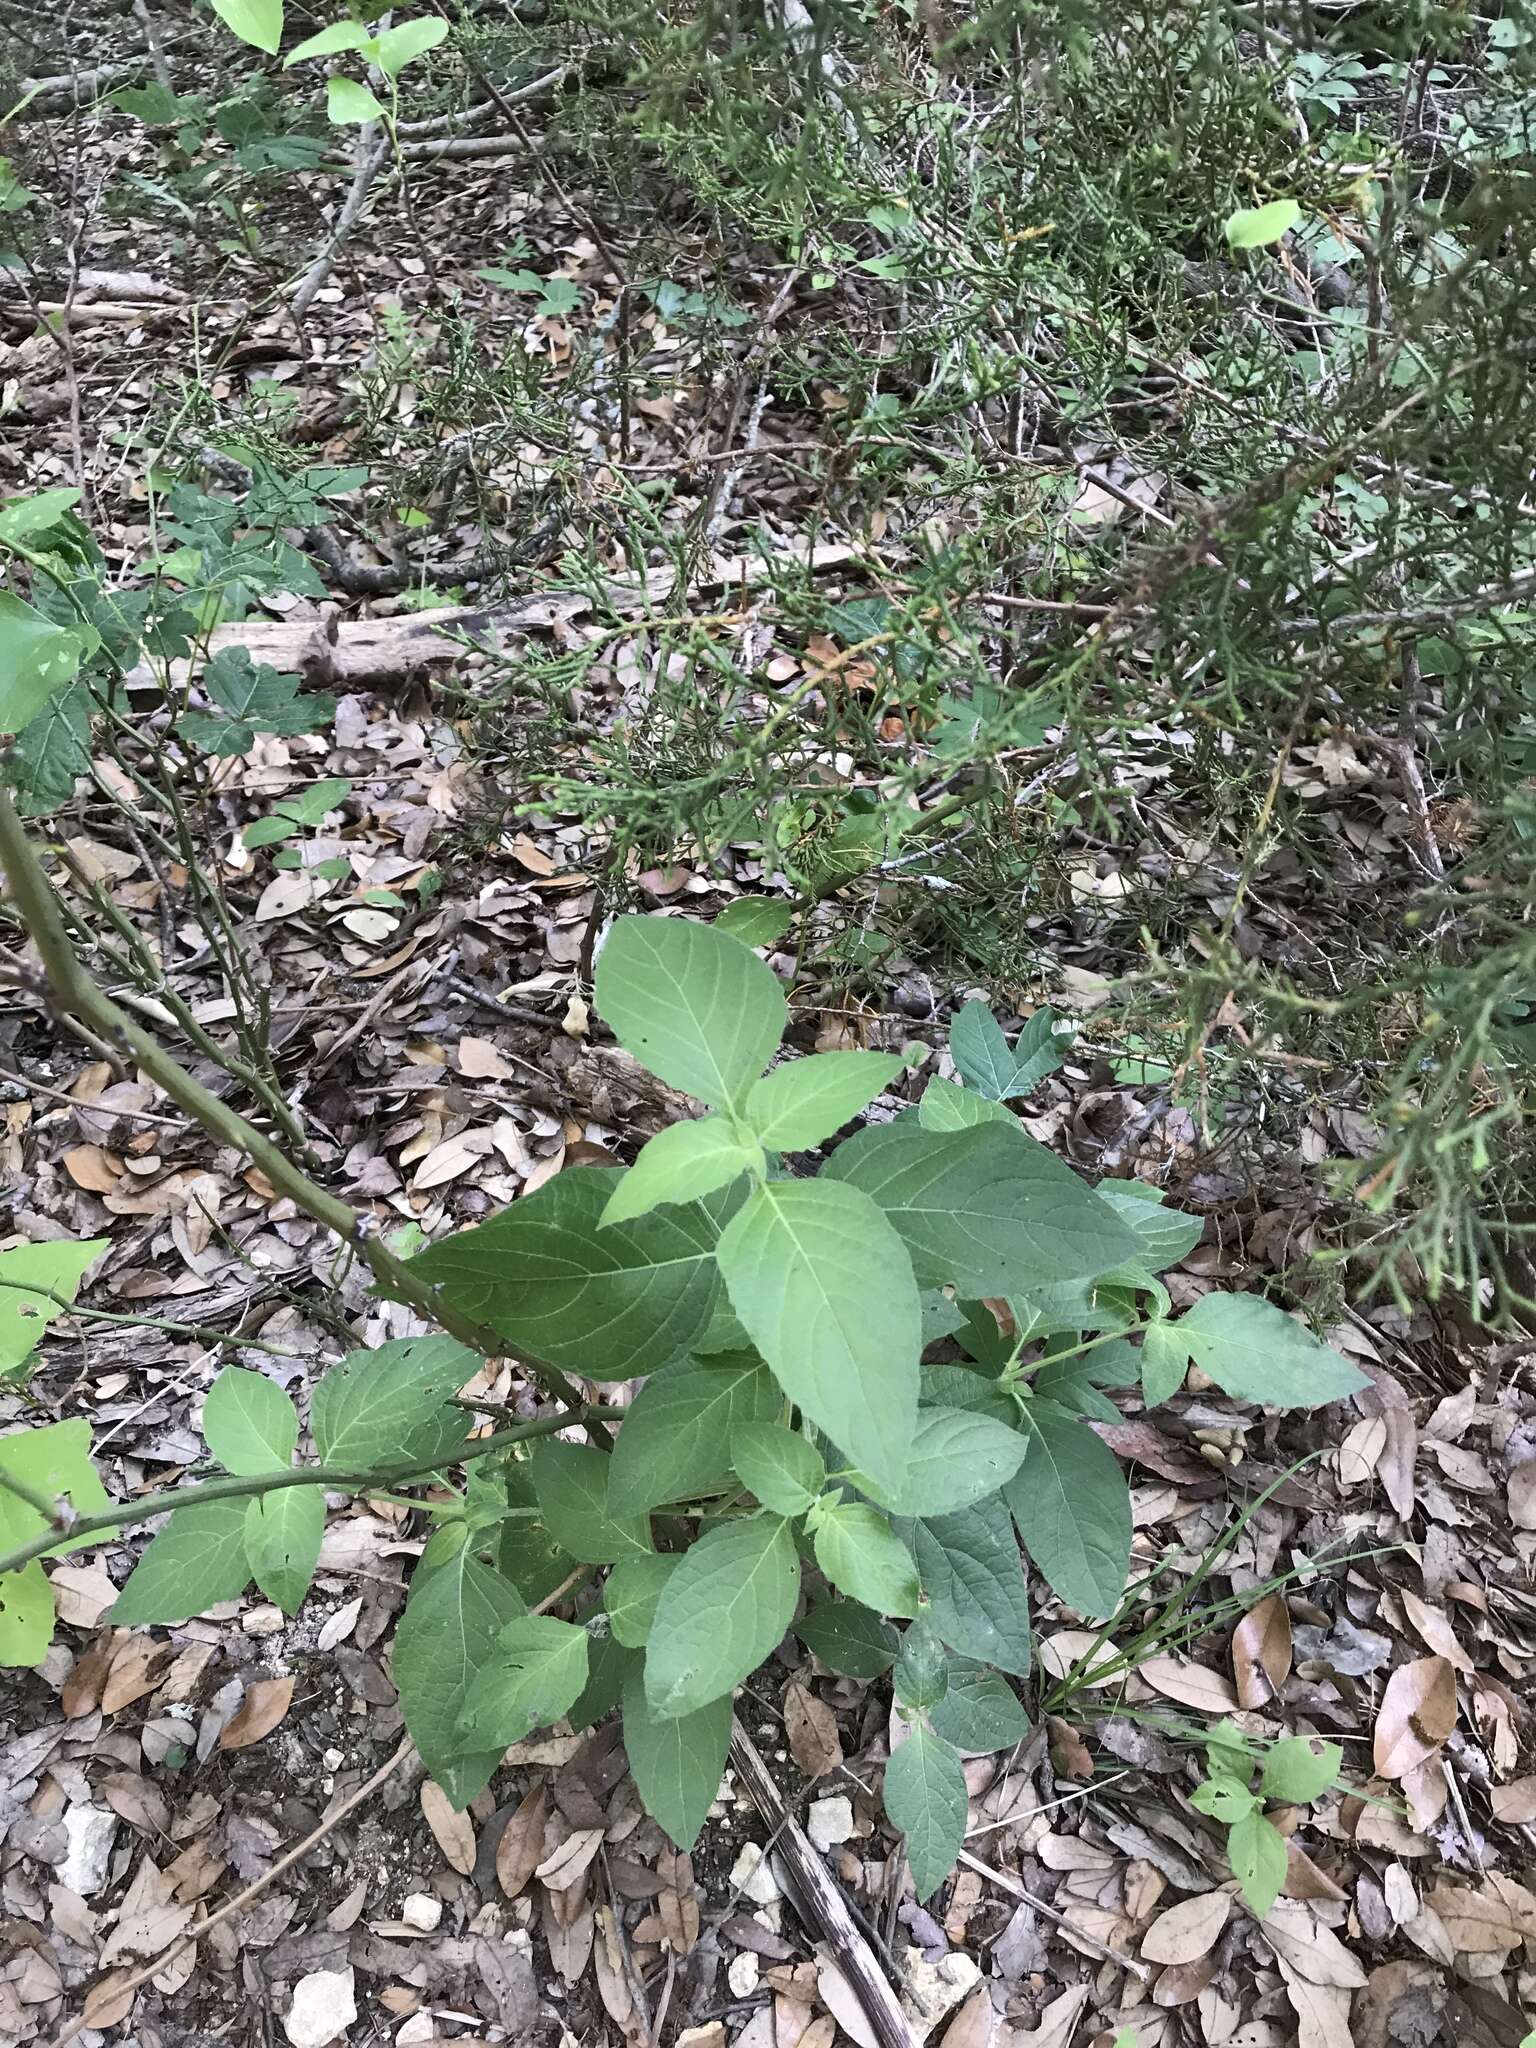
458, 1034, 516, 1081
1509, 1460, 1536, 1531
1284, 1841, 1347, 1902
942, 1986, 998, 2048
63, 1630, 122, 1717
1423, 1875, 1536, 1953
420, 1780, 477, 1875
1379, 1408, 1417, 1520
1150, 1954, 1218, 2007
495, 1784, 549, 1899
82, 1971, 139, 2031
1489, 1776, 1536, 1824
63, 1143, 123, 1192
98, 1859, 192, 1966
1373, 1656, 1457, 1780
593, 1904, 646, 2047
783, 1680, 842, 1778
1231, 1594, 1292, 1708
536, 1825, 604, 1892
1262, 1901, 1367, 1988
217, 1675, 294, 1751
1285, 1978, 1354, 2048
657, 1843, 700, 1956
1046, 1716, 1094, 1780
102, 1637, 166, 1715
1138, 1656, 1238, 1714
1140, 1890, 1231, 1965
1354, 1962, 1447, 2048
1398, 1589, 1473, 1675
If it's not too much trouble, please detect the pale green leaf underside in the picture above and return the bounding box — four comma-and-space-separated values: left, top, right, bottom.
596, 914, 786, 1108
905, 1494, 1032, 1675
1175, 1293, 1367, 1408
243, 1487, 323, 1615
730, 1420, 825, 1516
813, 1502, 922, 1618
457, 1614, 590, 1747
645, 1514, 800, 1717
745, 1051, 902, 1150
202, 1366, 296, 1475
607, 1358, 781, 1515
531, 1441, 653, 1563
716, 1177, 919, 1498
0, 1238, 105, 1375
856, 1406, 1027, 1518
111, 1500, 252, 1625
601, 1117, 761, 1225
311, 1335, 477, 1467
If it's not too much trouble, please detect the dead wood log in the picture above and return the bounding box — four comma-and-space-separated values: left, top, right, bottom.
729, 1719, 915, 2048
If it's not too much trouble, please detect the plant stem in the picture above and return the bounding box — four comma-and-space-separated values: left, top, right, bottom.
0, 1403, 623, 1579
0, 1465, 66, 1528
0, 788, 608, 1442
0, 1278, 301, 1358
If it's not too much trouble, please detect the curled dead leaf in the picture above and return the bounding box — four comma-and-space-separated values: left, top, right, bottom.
1231, 1594, 1292, 1709
216, 1675, 294, 1752
1373, 1657, 1457, 1781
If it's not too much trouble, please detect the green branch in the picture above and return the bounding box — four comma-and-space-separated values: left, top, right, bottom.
0, 1403, 622, 1579
0, 787, 609, 1443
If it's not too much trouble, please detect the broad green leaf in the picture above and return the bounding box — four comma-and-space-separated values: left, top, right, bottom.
1174, 1294, 1367, 1408
530, 1442, 653, 1563
796, 1598, 899, 1678
1225, 199, 1302, 249
918, 1078, 1017, 1132
731, 1421, 825, 1517
327, 76, 384, 124
715, 899, 794, 948
813, 1502, 921, 1618
595, 914, 785, 1108
212, 0, 283, 51
374, 15, 450, 77
605, 1554, 679, 1647
928, 1659, 1031, 1754
0, 592, 84, 733
111, 1500, 252, 1624
884, 1720, 968, 1900
950, 1001, 1065, 1100
0, 1561, 52, 1665
1228, 1810, 1288, 1917
499, 1459, 577, 1607
1260, 1736, 1341, 1805
409, 1168, 722, 1380
745, 1052, 902, 1151
393, 1526, 525, 1806
7, 678, 92, 816
244, 775, 353, 844
622, 1663, 731, 1850
645, 1515, 799, 1716
919, 1362, 1017, 1422
0, 489, 82, 543
0, 1419, 109, 1562
243, 1487, 323, 1615
179, 647, 331, 757
1190, 1774, 1262, 1822
716, 1179, 919, 1499
824, 1124, 1139, 1295
1093, 1185, 1204, 1270
457, 1614, 590, 1746
202, 1366, 296, 1475
893, 1617, 949, 1710
608, 1358, 780, 1515
572, 1632, 637, 1728
311, 1335, 475, 1468
1005, 1399, 1130, 1619
856, 1407, 1026, 1518
0, 1238, 105, 1378
1031, 1342, 1136, 1423
906, 1495, 1032, 1675
1139, 1322, 1189, 1407
283, 17, 370, 63
601, 1118, 762, 1225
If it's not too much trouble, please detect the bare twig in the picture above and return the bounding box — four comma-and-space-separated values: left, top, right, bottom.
292, 125, 390, 319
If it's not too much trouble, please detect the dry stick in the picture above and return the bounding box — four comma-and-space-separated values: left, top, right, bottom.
954, 1849, 1150, 1980
728, 1721, 914, 2048
292, 123, 390, 319
0, 786, 603, 1440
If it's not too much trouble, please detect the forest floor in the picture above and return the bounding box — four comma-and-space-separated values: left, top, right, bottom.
2, 6, 1536, 2048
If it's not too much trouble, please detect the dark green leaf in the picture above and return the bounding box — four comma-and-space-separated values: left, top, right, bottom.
608, 1359, 780, 1515
796, 1598, 899, 1678
950, 1001, 1066, 1100
812, 1502, 921, 1618
393, 1527, 525, 1806
571, 1632, 637, 1728
530, 1442, 653, 1563
883, 1720, 967, 1900
311, 1335, 477, 1468
906, 1495, 1032, 1675
731, 1421, 825, 1517
893, 1617, 949, 1710
824, 1124, 1139, 1294
457, 1615, 590, 1747
409, 1169, 723, 1380
928, 1659, 1030, 1753
622, 1664, 731, 1850
605, 1555, 679, 1648
243, 1488, 323, 1615
178, 647, 331, 756
1005, 1400, 1130, 1619
111, 1501, 251, 1625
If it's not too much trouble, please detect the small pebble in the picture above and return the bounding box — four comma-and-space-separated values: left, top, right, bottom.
400, 1892, 441, 1932
728, 1844, 781, 1905
727, 1951, 760, 1998
242, 1604, 285, 1637
806, 1796, 855, 1851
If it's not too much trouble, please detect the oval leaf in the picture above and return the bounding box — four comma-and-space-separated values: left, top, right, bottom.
644, 1515, 800, 1717
595, 914, 786, 1108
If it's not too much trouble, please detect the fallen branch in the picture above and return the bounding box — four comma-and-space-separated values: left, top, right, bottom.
293, 124, 391, 319
729, 1721, 914, 2048
119, 542, 867, 691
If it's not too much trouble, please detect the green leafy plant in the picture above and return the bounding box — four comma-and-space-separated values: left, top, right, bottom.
0, 907, 1370, 1900
1191, 1723, 1342, 1918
